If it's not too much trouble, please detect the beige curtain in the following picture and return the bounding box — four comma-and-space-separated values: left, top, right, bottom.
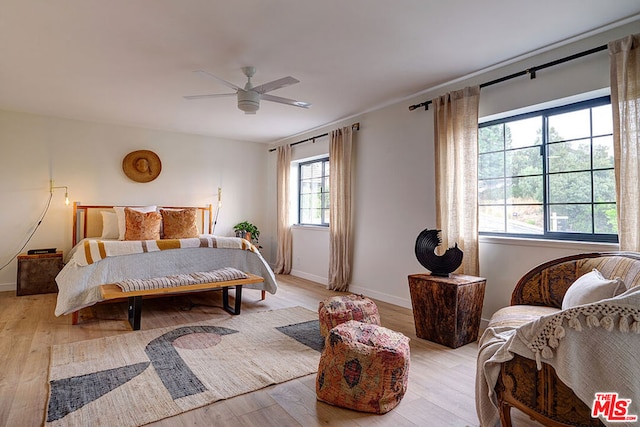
328, 126, 353, 291
610, 33, 640, 251
433, 86, 480, 276
274, 144, 292, 274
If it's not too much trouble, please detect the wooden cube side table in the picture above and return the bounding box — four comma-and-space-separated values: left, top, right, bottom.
408, 273, 486, 348
16, 251, 63, 296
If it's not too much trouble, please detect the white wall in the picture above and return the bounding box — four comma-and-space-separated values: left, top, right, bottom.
268, 21, 638, 322
0, 110, 271, 290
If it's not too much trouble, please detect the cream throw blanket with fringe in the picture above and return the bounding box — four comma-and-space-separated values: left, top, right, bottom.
74, 235, 257, 266
476, 285, 640, 427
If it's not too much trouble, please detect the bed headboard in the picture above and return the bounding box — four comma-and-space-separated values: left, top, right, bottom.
72, 202, 213, 246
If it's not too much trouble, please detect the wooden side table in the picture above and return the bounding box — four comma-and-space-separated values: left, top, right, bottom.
408, 273, 486, 348
16, 251, 63, 296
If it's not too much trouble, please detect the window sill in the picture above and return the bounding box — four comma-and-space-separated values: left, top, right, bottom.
479, 235, 619, 251
292, 224, 329, 232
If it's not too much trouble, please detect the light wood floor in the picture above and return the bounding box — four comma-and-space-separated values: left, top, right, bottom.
0, 275, 540, 427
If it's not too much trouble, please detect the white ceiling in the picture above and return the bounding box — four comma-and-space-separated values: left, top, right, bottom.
2, 1, 640, 144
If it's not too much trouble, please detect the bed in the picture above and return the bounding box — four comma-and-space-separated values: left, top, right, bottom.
55, 203, 278, 322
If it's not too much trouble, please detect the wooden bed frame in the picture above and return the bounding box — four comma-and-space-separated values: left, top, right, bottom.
69, 202, 266, 326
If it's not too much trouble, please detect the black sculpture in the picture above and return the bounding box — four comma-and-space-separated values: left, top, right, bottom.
414, 229, 463, 277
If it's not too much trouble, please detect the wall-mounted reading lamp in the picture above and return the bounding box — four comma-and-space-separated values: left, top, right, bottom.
212, 187, 222, 234
50, 179, 70, 205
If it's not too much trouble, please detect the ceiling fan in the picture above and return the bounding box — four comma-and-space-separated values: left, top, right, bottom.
184, 66, 311, 114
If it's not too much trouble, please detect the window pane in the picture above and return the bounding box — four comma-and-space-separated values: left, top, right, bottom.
300, 209, 311, 224
594, 203, 618, 234
506, 176, 543, 203
310, 162, 323, 178
323, 176, 330, 192
548, 204, 592, 233
479, 124, 504, 153
478, 179, 505, 204
323, 209, 330, 224
300, 194, 311, 209
479, 205, 505, 232
322, 193, 330, 209
507, 205, 543, 234
478, 152, 504, 179
505, 146, 541, 177
592, 104, 613, 136
548, 109, 590, 142
300, 164, 312, 179
593, 136, 614, 169
547, 139, 591, 173
505, 117, 541, 149
478, 151, 504, 179
593, 169, 616, 203
548, 172, 591, 204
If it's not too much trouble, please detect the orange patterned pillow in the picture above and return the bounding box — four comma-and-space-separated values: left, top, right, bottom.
124, 208, 161, 240
160, 208, 198, 239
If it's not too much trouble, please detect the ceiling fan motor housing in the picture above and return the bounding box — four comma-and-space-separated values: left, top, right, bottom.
237, 90, 260, 114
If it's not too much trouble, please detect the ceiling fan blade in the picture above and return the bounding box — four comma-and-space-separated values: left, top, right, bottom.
252, 76, 299, 94
183, 93, 236, 100
193, 70, 241, 91
261, 93, 311, 109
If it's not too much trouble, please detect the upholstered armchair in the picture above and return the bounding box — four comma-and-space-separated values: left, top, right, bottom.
479, 252, 640, 427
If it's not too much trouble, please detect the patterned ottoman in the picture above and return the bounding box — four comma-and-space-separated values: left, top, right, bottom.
318, 294, 380, 337
316, 320, 410, 414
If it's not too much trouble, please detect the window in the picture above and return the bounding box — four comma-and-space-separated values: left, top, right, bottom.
298, 157, 329, 226
478, 96, 617, 243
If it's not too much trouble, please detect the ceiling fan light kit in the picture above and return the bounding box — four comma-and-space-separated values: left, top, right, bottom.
185, 66, 311, 115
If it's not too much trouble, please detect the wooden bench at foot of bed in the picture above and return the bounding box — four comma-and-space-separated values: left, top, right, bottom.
71, 273, 265, 330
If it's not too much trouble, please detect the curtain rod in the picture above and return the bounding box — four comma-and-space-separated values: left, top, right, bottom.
408, 43, 608, 111
268, 122, 360, 152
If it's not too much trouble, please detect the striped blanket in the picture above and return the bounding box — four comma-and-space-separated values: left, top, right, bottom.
74, 236, 257, 267
115, 267, 249, 292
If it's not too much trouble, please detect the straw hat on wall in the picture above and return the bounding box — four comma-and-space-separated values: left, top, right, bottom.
122, 150, 162, 183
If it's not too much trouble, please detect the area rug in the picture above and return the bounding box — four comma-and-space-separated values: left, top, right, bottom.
46, 306, 323, 426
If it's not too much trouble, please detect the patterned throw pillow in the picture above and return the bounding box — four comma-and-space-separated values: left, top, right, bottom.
124, 208, 162, 240
160, 208, 198, 239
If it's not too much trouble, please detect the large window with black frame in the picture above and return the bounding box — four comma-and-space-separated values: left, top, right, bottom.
478, 96, 617, 243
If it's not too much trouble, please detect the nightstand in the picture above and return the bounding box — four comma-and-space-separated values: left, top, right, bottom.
408, 273, 486, 348
16, 251, 63, 296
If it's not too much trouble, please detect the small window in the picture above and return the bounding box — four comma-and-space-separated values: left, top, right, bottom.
298, 157, 329, 226
478, 96, 618, 243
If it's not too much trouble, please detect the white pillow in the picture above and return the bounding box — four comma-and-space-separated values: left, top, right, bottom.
113, 205, 157, 240
562, 269, 625, 310
100, 211, 119, 239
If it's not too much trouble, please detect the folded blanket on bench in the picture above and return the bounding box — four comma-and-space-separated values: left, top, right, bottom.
115, 267, 249, 292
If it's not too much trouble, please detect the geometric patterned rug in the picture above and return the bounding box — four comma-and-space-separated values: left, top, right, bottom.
46, 306, 322, 426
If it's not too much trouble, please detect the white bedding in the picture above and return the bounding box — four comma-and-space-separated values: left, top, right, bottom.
55, 235, 278, 316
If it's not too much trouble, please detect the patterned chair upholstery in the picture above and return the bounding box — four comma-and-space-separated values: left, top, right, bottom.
489, 252, 640, 427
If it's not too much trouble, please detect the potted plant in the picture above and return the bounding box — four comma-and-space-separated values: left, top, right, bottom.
233, 221, 260, 246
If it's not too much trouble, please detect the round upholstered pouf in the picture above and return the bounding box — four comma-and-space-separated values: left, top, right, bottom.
316, 320, 410, 414
318, 294, 381, 337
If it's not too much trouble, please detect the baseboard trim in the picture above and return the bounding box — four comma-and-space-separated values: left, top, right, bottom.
289, 270, 328, 286
348, 284, 412, 309
0, 282, 16, 293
